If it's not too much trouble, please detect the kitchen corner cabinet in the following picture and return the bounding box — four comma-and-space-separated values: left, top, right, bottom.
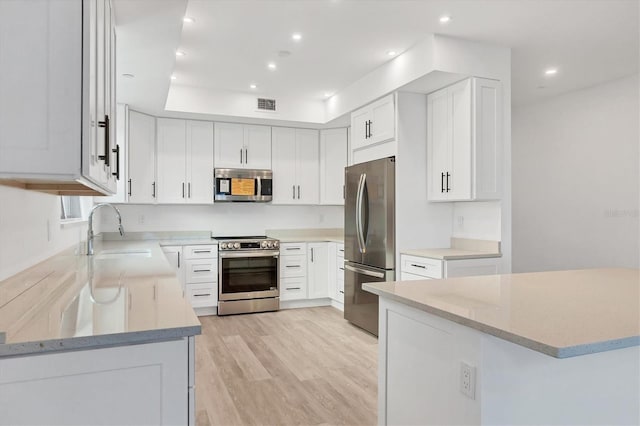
0, 0, 117, 195
214, 123, 271, 170
400, 254, 501, 280
272, 128, 320, 205
350, 94, 395, 150
427, 77, 502, 201
127, 110, 157, 204
157, 119, 214, 204
307, 243, 329, 299
320, 128, 348, 205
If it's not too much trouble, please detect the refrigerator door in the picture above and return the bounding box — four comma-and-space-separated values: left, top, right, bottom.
343, 261, 395, 336
344, 157, 395, 269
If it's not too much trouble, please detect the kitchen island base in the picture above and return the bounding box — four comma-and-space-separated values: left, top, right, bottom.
378, 298, 639, 425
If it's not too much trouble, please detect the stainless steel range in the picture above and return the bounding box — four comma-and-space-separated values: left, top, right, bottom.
215, 236, 280, 315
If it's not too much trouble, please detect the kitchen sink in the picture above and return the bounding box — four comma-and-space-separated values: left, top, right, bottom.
95, 249, 152, 259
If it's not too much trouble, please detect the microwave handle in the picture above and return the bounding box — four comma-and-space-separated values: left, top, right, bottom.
257, 177, 262, 196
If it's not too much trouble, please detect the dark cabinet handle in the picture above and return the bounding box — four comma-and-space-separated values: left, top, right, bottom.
343, 185, 345, 199
364, 121, 368, 139
286, 265, 301, 268
193, 293, 211, 297
245, 148, 248, 164
182, 182, 185, 198
152, 182, 156, 198
297, 185, 300, 199
446, 172, 451, 192
188, 182, 191, 198
128, 179, 132, 196
111, 144, 120, 179
311, 247, 314, 262
411, 263, 426, 269
339, 290, 344, 294
292, 185, 295, 199
98, 115, 110, 167
194, 269, 211, 273
367, 120, 373, 138
286, 287, 301, 291
177, 252, 180, 268
193, 250, 211, 254
441, 172, 445, 193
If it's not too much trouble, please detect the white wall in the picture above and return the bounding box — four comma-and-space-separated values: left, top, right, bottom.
0, 186, 87, 281
98, 203, 343, 236
512, 74, 639, 272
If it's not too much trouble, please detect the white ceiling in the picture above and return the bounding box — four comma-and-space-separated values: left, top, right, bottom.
114, 0, 639, 120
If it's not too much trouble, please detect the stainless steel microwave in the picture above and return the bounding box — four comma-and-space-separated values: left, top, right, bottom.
214, 168, 273, 202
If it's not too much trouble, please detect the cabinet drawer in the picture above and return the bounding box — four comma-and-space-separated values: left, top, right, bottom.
280, 255, 307, 278
184, 245, 218, 260
185, 259, 217, 283
401, 255, 443, 279
401, 271, 433, 281
280, 277, 307, 301
186, 283, 217, 308
280, 243, 306, 255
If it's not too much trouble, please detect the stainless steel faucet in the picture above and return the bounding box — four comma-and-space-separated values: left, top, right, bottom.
87, 203, 124, 255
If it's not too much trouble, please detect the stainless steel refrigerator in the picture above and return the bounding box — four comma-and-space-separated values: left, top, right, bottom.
344, 156, 395, 336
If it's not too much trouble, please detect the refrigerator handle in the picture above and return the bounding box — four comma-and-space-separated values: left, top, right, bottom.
345, 264, 384, 279
356, 173, 367, 253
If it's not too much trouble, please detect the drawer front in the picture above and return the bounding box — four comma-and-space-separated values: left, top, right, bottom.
185, 259, 217, 283
184, 245, 218, 260
401, 255, 443, 279
280, 277, 307, 301
280, 243, 306, 256
280, 255, 307, 278
186, 283, 217, 308
400, 271, 433, 281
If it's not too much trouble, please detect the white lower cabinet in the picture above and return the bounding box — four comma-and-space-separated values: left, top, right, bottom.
307, 243, 329, 298
400, 253, 501, 280
280, 243, 308, 301
328, 243, 345, 307
161, 246, 185, 288
0, 337, 194, 425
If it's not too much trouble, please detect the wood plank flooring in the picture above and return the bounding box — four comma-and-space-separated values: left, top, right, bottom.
195, 307, 378, 426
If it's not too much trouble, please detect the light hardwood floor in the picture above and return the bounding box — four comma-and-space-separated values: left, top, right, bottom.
195, 307, 378, 426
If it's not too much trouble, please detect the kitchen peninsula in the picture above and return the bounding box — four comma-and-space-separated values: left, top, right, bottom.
364, 268, 640, 425
0, 240, 201, 425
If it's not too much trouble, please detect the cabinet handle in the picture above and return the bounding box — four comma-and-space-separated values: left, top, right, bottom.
128, 179, 132, 196
285, 247, 301, 251
343, 184, 345, 199
367, 120, 373, 138
152, 182, 156, 198
286, 287, 301, 291
286, 265, 301, 268
339, 267, 344, 271
111, 144, 120, 179
177, 252, 180, 268
188, 182, 191, 198
446, 172, 451, 192
311, 247, 314, 262
98, 115, 110, 166
339, 290, 344, 294
441, 172, 445, 193
193, 250, 211, 254
194, 269, 211, 273
297, 185, 300, 199
292, 185, 295, 199
240, 149, 243, 164
194, 293, 211, 297
245, 148, 248, 164
410, 263, 426, 269
182, 182, 185, 198
364, 121, 368, 139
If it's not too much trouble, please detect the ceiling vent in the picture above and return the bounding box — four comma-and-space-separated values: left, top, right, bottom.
257, 98, 276, 111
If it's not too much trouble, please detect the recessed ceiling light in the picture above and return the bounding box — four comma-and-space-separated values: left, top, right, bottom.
387, 50, 397, 56
122, 73, 135, 79
170, 75, 177, 81
544, 68, 558, 76
183, 17, 195, 23
250, 84, 257, 89
267, 62, 277, 70
439, 15, 452, 24
176, 50, 186, 57
292, 33, 302, 41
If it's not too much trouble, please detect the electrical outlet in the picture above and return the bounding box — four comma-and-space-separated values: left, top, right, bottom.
138, 214, 145, 225
457, 215, 464, 227
460, 362, 476, 399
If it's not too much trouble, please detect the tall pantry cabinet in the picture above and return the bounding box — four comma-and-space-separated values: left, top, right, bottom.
0, 0, 118, 195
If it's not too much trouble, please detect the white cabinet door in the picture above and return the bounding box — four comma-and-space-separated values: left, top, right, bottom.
295, 129, 319, 205
127, 111, 156, 204
244, 125, 272, 170
162, 246, 184, 291
448, 79, 472, 200
369, 94, 395, 145
157, 118, 187, 204
320, 128, 347, 205
271, 127, 297, 204
427, 89, 450, 201
214, 122, 244, 169
186, 121, 213, 204
307, 243, 329, 299
350, 108, 370, 150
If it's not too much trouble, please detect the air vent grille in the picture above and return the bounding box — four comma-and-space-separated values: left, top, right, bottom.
257, 98, 276, 111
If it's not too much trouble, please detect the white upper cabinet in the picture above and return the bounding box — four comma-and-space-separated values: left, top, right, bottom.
157, 119, 213, 204
214, 123, 271, 170
320, 128, 348, 205
128, 111, 157, 204
350, 94, 395, 150
0, 0, 117, 195
427, 77, 502, 202
272, 128, 319, 205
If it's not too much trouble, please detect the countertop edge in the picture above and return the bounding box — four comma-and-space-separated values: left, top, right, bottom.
400, 250, 502, 260
363, 283, 638, 359
0, 325, 202, 358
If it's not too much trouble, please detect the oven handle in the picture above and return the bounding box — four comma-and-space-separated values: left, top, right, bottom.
219, 251, 280, 259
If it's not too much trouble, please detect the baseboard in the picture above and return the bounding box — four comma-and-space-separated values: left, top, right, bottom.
330, 299, 344, 312
194, 306, 217, 317
280, 298, 332, 310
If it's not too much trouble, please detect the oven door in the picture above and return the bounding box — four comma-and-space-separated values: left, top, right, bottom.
218, 251, 279, 301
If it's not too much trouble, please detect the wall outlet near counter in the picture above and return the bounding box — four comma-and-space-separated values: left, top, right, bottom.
460, 362, 476, 399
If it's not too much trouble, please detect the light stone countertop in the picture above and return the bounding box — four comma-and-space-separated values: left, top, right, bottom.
401, 238, 501, 260
363, 268, 640, 358
266, 228, 344, 243
0, 240, 201, 357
